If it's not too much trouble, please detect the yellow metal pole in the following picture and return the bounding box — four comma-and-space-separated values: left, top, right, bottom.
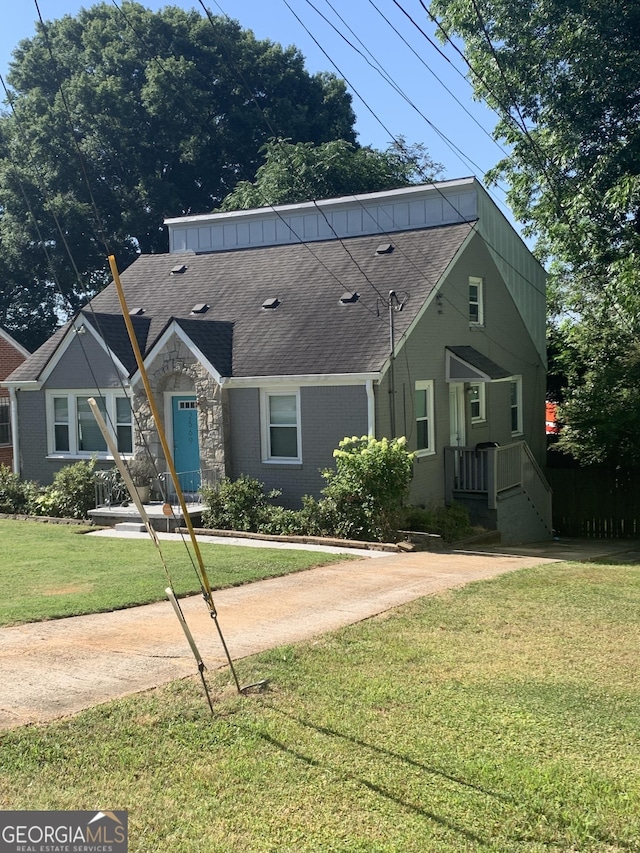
107, 255, 215, 608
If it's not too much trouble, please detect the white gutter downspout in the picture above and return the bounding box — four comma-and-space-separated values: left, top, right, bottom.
9, 386, 19, 475
366, 379, 376, 437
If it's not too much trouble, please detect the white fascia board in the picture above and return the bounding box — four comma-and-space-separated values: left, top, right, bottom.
0, 328, 30, 358
38, 316, 129, 385
1, 379, 41, 390
130, 320, 223, 386
378, 226, 477, 380
225, 372, 380, 388
164, 178, 477, 228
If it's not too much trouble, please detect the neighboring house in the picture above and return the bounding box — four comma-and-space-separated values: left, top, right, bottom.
0, 327, 30, 470
4, 179, 550, 542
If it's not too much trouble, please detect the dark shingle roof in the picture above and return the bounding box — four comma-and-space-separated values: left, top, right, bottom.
173, 318, 233, 378
83, 313, 151, 375
11, 222, 474, 381
4, 323, 70, 383
447, 346, 511, 380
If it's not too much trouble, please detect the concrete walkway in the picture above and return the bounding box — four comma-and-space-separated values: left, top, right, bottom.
0, 536, 635, 730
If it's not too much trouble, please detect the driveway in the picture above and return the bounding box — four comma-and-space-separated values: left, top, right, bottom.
0, 535, 632, 729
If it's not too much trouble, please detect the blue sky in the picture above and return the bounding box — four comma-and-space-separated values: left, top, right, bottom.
0, 0, 515, 224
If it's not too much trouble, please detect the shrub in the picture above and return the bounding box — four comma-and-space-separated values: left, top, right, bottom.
319, 435, 415, 541
31, 459, 97, 520
401, 502, 472, 543
256, 505, 306, 536
201, 475, 282, 532
0, 464, 37, 514
200, 436, 415, 542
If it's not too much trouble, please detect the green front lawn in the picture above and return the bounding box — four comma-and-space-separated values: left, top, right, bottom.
0, 519, 353, 626
1, 559, 639, 851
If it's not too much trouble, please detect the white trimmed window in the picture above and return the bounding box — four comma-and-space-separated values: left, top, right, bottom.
469, 382, 486, 422
261, 390, 301, 462
469, 276, 484, 325
510, 377, 523, 435
0, 398, 10, 446
47, 391, 133, 457
415, 380, 435, 455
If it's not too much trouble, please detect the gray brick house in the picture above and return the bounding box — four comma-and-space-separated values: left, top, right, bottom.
3, 179, 551, 542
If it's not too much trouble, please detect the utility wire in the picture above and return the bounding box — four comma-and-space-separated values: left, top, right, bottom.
411, 0, 634, 332
280, 0, 548, 298
9, 6, 208, 594
365, 0, 510, 160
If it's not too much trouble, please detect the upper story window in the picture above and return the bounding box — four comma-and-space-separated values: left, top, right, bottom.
0, 398, 10, 446
469, 276, 484, 326
47, 391, 132, 457
261, 389, 301, 463
415, 380, 435, 455
510, 377, 523, 435
469, 382, 486, 422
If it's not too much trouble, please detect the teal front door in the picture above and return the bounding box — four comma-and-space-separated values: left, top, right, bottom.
172, 395, 201, 492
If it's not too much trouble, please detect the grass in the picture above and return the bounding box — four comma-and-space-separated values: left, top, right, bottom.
0, 518, 353, 626
1, 559, 640, 851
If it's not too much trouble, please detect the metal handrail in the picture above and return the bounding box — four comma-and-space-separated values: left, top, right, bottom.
94, 468, 129, 508
157, 468, 220, 504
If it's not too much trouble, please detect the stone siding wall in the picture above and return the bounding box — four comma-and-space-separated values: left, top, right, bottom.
133, 334, 226, 479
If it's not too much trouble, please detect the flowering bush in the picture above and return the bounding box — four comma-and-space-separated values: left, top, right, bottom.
200, 436, 415, 543
320, 435, 415, 541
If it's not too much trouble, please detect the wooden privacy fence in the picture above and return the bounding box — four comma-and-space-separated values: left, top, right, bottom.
547, 464, 640, 539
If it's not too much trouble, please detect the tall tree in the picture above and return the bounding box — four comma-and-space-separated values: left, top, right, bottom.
218, 137, 442, 210
431, 0, 640, 466
0, 2, 356, 350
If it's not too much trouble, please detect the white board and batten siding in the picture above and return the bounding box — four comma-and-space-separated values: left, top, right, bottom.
166, 178, 479, 254
165, 177, 546, 363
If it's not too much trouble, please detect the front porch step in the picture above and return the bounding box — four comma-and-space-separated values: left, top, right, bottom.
114, 522, 148, 533
89, 503, 203, 532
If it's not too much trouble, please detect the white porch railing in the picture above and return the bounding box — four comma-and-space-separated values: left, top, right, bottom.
445, 441, 553, 534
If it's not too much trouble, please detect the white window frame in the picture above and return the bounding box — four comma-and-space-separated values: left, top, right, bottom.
260, 388, 302, 464
469, 276, 484, 326
414, 380, 435, 457
46, 390, 133, 458
469, 382, 486, 423
510, 377, 523, 436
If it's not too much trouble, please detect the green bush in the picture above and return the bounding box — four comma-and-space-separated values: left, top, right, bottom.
256, 505, 306, 536
201, 475, 282, 532
31, 459, 97, 520
0, 464, 37, 514
319, 435, 415, 541
401, 502, 472, 543
200, 436, 415, 542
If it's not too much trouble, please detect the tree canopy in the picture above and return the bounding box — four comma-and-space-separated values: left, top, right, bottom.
218, 137, 442, 210
0, 2, 357, 349
431, 0, 640, 467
